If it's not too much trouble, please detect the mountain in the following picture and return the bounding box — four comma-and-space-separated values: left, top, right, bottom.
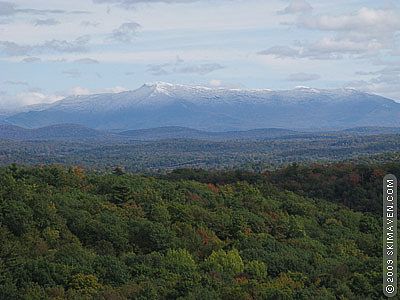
6, 82, 400, 130
0, 124, 111, 140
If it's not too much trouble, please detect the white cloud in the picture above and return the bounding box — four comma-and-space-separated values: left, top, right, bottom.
297, 7, 400, 57
70, 85, 128, 95
0, 85, 131, 110
278, 0, 312, 15
21, 56, 41, 63
259, 36, 385, 60
307, 37, 382, 57
0, 1, 88, 16
263, 7, 400, 61
0, 91, 63, 110
348, 64, 400, 100
209, 79, 222, 87
300, 7, 400, 32
258, 46, 300, 58
103, 86, 129, 93
345, 79, 400, 101
70, 86, 91, 95
17, 92, 63, 106
0, 35, 90, 56
147, 56, 224, 75
3, 80, 29, 86
109, 22, 141, 43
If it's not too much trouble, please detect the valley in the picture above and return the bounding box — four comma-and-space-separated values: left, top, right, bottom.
0, 125, 398, 172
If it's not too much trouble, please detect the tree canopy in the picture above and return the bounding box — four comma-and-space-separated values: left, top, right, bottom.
0, 163, 392, 299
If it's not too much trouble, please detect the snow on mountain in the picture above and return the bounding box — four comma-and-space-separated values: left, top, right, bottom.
5, 82, 400, 130
25, 82, 370, 112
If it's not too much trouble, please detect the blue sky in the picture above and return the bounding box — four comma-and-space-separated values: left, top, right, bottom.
0, 0, 399, 109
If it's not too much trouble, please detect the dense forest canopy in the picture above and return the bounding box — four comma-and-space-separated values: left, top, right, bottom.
1, 162, 396, 299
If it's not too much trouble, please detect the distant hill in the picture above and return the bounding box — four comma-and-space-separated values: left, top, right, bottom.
0, 124, 111, 140
6, 82, 400, 130
1, 123, 400, 142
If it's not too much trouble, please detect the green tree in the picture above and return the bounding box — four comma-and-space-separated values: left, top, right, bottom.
205, 249, 244, 278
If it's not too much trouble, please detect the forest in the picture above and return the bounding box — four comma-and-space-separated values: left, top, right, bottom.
1, 161, 397, 299
0, 133, 399, 172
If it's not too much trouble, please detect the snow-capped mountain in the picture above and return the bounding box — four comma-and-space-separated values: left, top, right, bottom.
6, 82, 400, 130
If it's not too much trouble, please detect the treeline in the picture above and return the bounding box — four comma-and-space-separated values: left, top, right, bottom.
0, 164, 387, 299
165, 161, 400, 215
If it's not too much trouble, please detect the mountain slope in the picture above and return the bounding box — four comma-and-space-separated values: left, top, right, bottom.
6, 82, 400, 130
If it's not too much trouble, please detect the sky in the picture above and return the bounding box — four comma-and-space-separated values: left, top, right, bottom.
0, 0, 399, 109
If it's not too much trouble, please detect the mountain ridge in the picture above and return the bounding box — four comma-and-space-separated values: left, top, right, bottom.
5, 82, 400, 130
1, 123, 400, 142
0, 123, 111, 140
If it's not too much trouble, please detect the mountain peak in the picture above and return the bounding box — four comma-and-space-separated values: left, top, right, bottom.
142, 81, 212, 92
139, 82, 182, 97
142, 81, 174, 90
139, 82, 359, 95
